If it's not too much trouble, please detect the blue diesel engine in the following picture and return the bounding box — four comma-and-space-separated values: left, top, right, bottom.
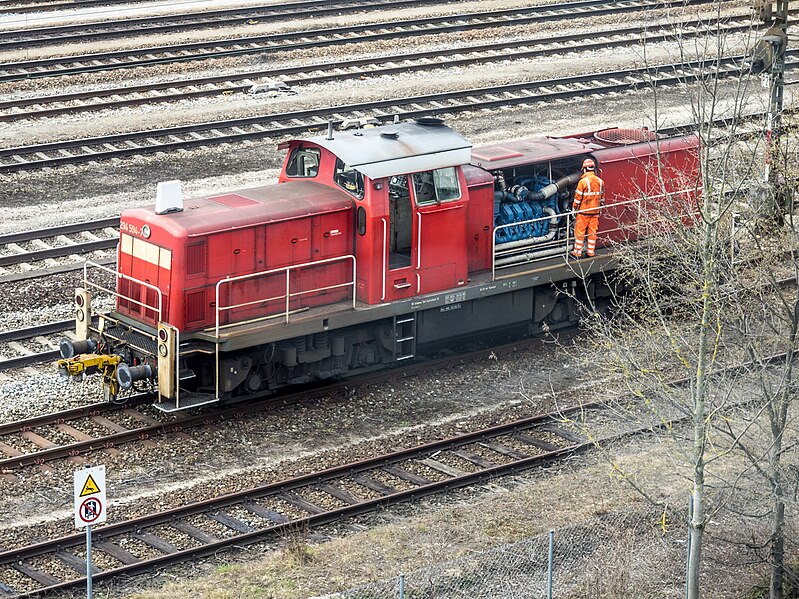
494, 174, 560, 243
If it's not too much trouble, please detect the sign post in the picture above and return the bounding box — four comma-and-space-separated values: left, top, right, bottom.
74, 465, 107, 599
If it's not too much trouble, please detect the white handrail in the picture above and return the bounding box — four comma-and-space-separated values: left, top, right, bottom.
381, 218, 387, 302
490, 189, 699, 278
83, 260, 163, 322
214, 254, 357, 337
416, 212, 422, 270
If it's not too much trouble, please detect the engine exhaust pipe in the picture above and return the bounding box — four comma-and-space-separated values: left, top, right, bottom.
59, 338, 97, 359
116, 363, 157, 390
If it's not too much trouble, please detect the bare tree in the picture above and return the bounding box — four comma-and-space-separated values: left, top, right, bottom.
710, 133, 799, 599
565, 9, 798, 598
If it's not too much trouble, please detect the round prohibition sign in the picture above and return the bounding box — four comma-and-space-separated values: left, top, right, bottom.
79, 496, 104, 524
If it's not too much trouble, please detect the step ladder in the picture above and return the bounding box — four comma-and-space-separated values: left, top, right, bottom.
393, 314, 416, 361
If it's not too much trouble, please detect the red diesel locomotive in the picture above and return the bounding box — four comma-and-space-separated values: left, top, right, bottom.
58, 118, 700, 411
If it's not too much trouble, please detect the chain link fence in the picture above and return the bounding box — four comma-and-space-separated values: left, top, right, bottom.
326, 511, 684, 599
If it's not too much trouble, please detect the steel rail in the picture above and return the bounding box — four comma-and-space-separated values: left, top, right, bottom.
0, 350, 60, 370
0, 394, 282, 470
0, 256, 115, 284
0, 0, 710, 82
0, 395, 150, 437
0, 316, 102, 371
2, 52, 794, 173
0, 217, 119, 245
1, 0, 497, 45
0, 238, 117, 268
0, 13, 769, 122
0, 0, 134, 15
0, 320, 75, 343
0, 336, 547, 470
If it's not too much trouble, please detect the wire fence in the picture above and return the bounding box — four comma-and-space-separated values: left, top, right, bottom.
326, 511, 685, 599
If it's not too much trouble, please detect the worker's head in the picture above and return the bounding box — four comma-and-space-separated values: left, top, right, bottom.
582, 158, 596, 172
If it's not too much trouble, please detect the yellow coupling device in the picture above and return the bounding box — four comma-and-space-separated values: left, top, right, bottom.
57, 354, 122, 401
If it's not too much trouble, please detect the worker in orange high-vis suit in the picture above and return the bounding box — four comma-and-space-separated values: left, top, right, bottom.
571, 158, 605, 258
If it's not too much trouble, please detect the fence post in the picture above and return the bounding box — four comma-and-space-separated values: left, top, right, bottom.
547, 530, 555, 599
398, 574, 405, 599
685, 493, 693, 599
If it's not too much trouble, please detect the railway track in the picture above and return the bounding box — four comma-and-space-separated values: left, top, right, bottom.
1, 0, 483, 46
0, 0, 711, 82
0, 316, 106, 373
0, 395, 153, 473
0, 404, 608, 597
0, 13, 768, 123
3, 52, 791, 174
0, 218, 118, 282
0, 337, 550, 471
0, 0, 134, 15
0, 328, 65, 373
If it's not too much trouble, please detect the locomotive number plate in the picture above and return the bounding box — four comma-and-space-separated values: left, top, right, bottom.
444, 291, 466, 304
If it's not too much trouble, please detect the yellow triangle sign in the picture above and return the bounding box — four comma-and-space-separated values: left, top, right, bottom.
80, 474, 101, 497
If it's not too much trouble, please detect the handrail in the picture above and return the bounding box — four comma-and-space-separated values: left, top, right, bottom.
213, 254, 357, 335
83, 260, 163, 323
381, 218, 387, 302
490, 188, 698, 278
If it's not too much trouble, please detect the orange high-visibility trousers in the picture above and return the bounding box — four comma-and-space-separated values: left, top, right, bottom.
573, 213, 599, 257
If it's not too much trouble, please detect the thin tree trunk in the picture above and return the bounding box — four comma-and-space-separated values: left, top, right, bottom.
687, 220, 715, 599
770, 493, 785, 599
688, 468, 705, 599
769, 391, 789, 599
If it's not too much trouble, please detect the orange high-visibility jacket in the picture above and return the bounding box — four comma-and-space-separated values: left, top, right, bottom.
573, 172, 605, 215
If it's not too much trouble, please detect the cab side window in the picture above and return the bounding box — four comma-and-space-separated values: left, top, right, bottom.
285, 147, 320, 178
334, 157, 364, 199
411, 167, 460, 206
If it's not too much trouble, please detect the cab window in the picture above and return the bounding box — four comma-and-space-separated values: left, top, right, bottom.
411, 167, 460, 206
334, 157, 364, 199
285, 147, 320, 178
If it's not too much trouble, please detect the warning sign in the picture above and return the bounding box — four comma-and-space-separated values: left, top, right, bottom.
74, 466, 107, 528
79, 474, 101, 497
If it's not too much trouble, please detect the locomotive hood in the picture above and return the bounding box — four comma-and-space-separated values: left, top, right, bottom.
121, 180, 354, 239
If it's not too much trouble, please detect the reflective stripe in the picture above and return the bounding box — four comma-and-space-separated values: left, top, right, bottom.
121, 233, 172, 271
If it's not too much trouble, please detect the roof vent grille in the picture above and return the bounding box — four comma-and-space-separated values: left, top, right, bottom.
594, 128, 657, 145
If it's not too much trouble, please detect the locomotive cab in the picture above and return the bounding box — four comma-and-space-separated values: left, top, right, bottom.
279, 118, 477, 304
